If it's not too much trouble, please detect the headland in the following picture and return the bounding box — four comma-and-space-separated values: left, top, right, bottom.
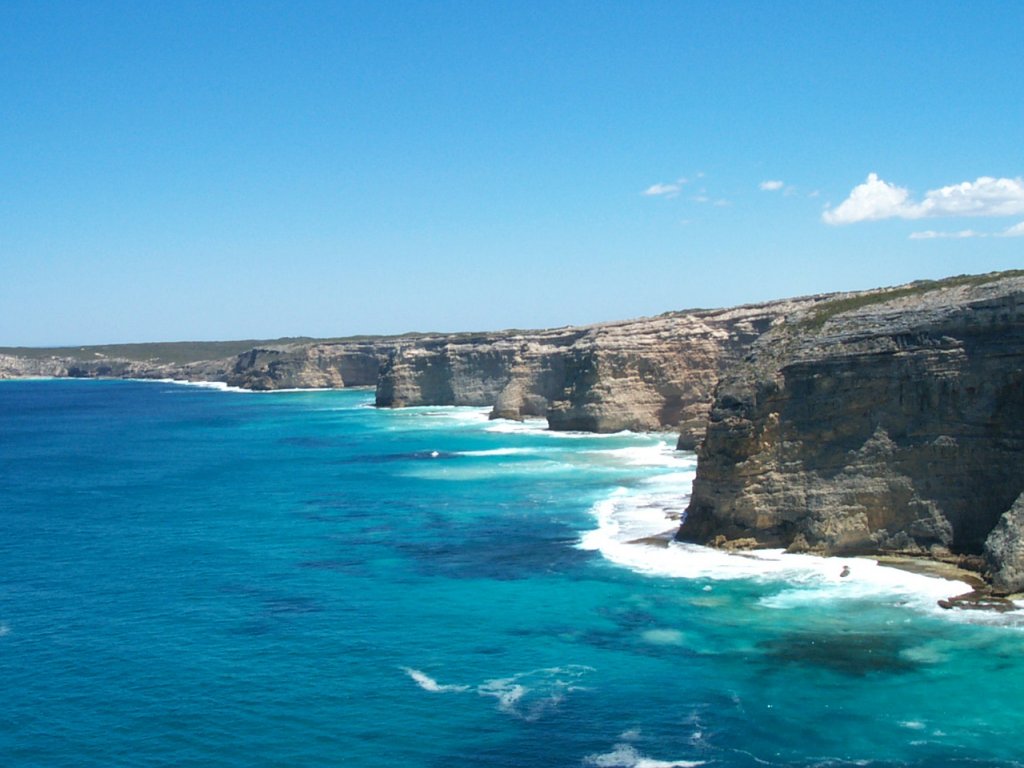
5, 269, 1023, 593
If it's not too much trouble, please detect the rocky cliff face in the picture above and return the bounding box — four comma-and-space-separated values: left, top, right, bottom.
375, 301, 819, 436
376, 334, 552, 410
678, 273, 1024, 588
0, 353, 229, 382
2, 300, 816, 439
224, 342, 392, 390
542, 308, 788, 437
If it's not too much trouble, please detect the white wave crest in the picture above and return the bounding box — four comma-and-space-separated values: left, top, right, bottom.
483, 419, 642, 439
578, 472, 982, 619
585, 744, 704, 768
579, 484, 689, 556
150, 378, 252, 393
483, 418, 551, 435
401, 667, 470, 693
583, 443, 692, 469
456, 447, 542, 457
385, 406, 493, 431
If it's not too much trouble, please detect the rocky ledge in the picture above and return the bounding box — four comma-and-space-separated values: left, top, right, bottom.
676, 272, 1024, 593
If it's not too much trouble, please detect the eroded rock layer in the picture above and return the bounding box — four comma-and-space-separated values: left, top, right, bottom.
373, 301, 821, 436
225, 342, 391, 391
0, 353, 229, 383
678, 272, 1024, 585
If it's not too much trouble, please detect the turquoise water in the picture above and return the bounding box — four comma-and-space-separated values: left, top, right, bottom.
3, 379, 1024, 768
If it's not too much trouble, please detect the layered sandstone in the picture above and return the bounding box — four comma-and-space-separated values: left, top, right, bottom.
375, 301, 821, 436
677, 272, 1024, 587
0, 352, 228, 382
225, 342, 392, 390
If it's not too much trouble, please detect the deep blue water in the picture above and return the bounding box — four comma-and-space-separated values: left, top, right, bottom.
2, 379, 1024, 768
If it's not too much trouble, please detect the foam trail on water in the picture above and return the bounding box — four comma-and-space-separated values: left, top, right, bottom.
151, 378, 253, 393
583, 443, 687, 467
476, 665, 594, 722
405, 665, 593, 721
401, 667, 470, 693
484, 419, 639, 439
584, 744, 705, 768
456, 447, 543, 457
386, 406, 493, 430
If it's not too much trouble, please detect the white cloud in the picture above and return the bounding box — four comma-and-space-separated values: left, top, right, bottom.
643, 177, 689, 198
643, 182, 681, 197
690, 194, 731, 206
759, 180, 784, 191
1000, 220, 1024, 237
822, 173, 913, 224
823, 174, 1024, 225
918, 177, 1024, 218
908, 229, 985, 240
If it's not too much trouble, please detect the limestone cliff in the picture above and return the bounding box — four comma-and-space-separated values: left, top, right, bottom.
375, 333, 564, 411
0, 352, 229, 382
677, 272, 1024, 587
2, 302, 814, 439
375, 301, 820, 436
225, 342, 392, 391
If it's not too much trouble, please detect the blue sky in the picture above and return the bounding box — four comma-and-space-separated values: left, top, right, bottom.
2, 1, 1022, 345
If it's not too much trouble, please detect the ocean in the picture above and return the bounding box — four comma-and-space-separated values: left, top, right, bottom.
2, 379, 1023, 767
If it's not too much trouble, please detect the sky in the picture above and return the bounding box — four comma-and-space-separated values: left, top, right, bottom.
2, 1, 1022, 346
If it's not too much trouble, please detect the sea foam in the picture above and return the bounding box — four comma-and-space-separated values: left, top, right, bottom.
584, 744, 704, 768
576, 450, 988, 619
403, 665, 593, 721
401, 667, 470, 693
152, 378, 253, 393
476, 665, 593, 721
484, 418, 639, 439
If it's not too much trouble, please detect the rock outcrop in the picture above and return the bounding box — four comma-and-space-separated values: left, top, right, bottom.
985, 492, 1024, 594
225, 342, 392, 391
2, 300, 821, 439
0, 352, 229, 383
678, 272, 1024, 583
375, 300, 821, 436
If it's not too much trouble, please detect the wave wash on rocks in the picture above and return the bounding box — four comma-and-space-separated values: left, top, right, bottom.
676, 271, 1024, 592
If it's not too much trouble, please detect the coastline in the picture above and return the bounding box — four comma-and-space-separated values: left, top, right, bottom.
573, 443, 1024, 624
5, 270, 1023, 611
7, 376, 1020, 617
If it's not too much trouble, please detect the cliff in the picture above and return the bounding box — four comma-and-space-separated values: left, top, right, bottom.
677, 272, 1024, 591
224, 341, 395, 390
0, 352, 230, 383
8, 270, 1024, 585
375, 300, 821, 437
3, 298, 815, 440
